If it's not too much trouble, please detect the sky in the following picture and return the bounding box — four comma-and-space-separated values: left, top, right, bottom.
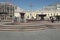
0, 0, 60, 11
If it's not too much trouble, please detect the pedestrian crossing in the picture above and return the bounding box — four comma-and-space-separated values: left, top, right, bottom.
0, 25, 46, 31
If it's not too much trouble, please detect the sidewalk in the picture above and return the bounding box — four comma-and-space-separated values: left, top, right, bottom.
0, 21, 60, 31
0, 21, 60, 27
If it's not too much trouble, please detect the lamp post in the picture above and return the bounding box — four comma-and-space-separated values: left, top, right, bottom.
29, 3, 33, 19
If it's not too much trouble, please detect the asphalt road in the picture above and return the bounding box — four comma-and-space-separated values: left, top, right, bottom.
0, 29, 60, 40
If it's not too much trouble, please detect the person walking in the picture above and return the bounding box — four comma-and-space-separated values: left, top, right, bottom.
51, 17, 54, 23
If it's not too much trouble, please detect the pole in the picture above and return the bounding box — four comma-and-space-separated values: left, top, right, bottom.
29, 3, 33, 19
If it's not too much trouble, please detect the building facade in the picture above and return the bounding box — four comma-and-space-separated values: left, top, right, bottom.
30, 3, 60, 20
0, 2, 60, 23
14, 6, 28, 23
0, 2, 16, 22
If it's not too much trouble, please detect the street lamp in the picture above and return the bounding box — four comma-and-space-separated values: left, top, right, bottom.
29, 3, 33, 19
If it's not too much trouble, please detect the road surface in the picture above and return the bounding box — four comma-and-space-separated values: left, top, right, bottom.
0, 29, 60, 40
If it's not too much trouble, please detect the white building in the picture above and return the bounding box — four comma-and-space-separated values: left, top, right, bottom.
0, 2, 60, 22
31, 3, 60, 20
14, 6, 28, 22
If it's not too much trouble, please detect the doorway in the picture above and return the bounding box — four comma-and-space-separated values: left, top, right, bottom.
20, 13, 25, 22
36, 14, 46, 20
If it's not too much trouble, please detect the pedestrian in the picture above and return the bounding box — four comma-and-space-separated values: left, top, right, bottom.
51, 17, 54, 23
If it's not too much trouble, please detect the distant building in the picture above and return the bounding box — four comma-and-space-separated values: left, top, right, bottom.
31, 3, 60, 20
0, 2, 60, 23
14, 6, 28, 23
0, 2, 28, 23
0, 2, 16, 22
